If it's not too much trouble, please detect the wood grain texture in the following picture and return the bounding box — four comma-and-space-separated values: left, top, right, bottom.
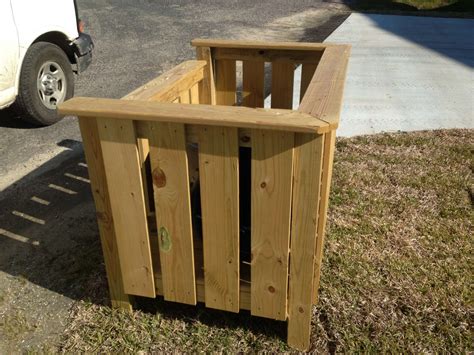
78, 117, 133, 310
190, 83, 199, 104
312, 129, 336, 304
59, 97, 330, 134
251, 129, 294, 320
242, 61, 264, 108
195, 46, 216, 105
198, 126, 240, 312
192, 38, 330, 51
148, 121, 197, 305
97, 117, 156, 298
271, 62, 294, 109
215, 48, 323, 64
287, 133, 325, 351
215, 59, 236, 106
300, 63, 318, 104
299, 45, 351, 127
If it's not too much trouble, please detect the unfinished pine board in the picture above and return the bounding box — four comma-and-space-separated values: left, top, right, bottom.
242, 61, 264, 108
271, 62, 294, 109
190, 84, 199, 104
251, 129, 294, 320
215, 59, 236, 106
192, 38, 329, 51
196, 46, 216, 105
287, 133, 325, 351
78, 117, 133, 310
148, 121, 197, 305
299, 46, 351, 127
198, 126, 240, 312
312, 130, 337, 304
97, 117, 155, 298
179, 90, 191, 104
59, 98, 330, 134
214, 48, 323, 64
300, 63, 318, 104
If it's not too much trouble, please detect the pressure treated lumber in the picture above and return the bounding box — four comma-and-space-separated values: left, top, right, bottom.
214, 47, 323, 64
148, 122, 197, 305
287, 133, 325, 351
78, 117, 133, 310
198, 126, 240, 312
196, 46, 216, 105
251, 129, 294, 320
215, 59, 236, 106
271, 62, 294, 109
192, 38, 329, 51
242, 61, 264, 108
96, 117, 155, 298
59, 97, 330, 134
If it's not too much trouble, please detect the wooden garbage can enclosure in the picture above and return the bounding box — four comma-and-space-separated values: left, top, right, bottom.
58, 39, 350, 351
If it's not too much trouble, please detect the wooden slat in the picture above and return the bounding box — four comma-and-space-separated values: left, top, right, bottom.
125, 60, 206, 103
271, 62, 294, 109
215, 48, 323, 64
148, 122, 196, 304
78, 117, 133, 310
96, 117, 155, 298
215, 59, 236, 106
192, 38, 329, 51
198, 126, 240, 312
59, 98, 330, 134
299, 45, 351, 127
312, 130, 337, 304
251, 129, 294, 320
179, 90, 190, 104
287, 133, 325, 351
196, 46, 216, 105
300, 63, 318, 104
242, 61, 264, 108
190, 84, 199, 104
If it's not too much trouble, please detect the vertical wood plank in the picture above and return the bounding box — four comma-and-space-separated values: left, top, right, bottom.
251, 129, 294, 320
179, 90, 191, 104
271, 62, 294, 109
300, 63, 318, 104
198, 126, 240, 312
196, 46, 216, 105
190, 83, 200, 104
148, 122, 197, 305
215, 59, 236, 106
287, 133, 325, 351
242, 61, 264, 108
312, 130, 336, 304
97, 117, 156, 298
78, 117, 133, 310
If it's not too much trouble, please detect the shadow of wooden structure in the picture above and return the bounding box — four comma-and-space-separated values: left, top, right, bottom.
59, 39, 350, 351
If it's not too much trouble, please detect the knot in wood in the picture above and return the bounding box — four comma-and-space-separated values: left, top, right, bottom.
152, 167, 166, 188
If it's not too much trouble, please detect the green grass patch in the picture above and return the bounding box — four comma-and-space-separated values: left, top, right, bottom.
59, 129, 473, 352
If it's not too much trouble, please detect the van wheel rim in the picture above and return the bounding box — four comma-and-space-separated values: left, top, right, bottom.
37, 61, 66, 110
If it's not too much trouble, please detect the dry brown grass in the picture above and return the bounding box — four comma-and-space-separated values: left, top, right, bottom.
60, 129, 473, 353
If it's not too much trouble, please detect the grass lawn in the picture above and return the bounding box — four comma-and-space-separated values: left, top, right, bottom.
59, 129, 473, 352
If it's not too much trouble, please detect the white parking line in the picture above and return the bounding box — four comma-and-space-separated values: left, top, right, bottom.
78, 162, 88, 168
48, 184, 77, 195
12, 211, 45, 225
64, 173, 90, 183
0, 228, 40, 245
31, 196, 50, 206
0, 228, 39, 245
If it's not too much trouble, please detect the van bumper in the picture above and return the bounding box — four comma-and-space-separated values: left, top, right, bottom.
72, 33, 94, 73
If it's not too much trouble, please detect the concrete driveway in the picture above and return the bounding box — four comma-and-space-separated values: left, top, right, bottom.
325, 13, 474, 136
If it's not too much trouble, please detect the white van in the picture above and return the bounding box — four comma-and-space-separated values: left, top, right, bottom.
0, 0, 93, 125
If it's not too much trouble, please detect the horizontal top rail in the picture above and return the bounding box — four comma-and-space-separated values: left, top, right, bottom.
192, 38, 342, 51
124, 60, 206, 102
59, 97, 330, 134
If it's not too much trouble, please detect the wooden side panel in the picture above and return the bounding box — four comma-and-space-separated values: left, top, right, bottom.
196, 47, 216, 105
78, 117, 133, 310
148, 122, 197, 305
251, 130, 294, 320
271, 62, 294, 109
312, 130, 337, 304
300, 63, 318, 104
287, 133, 325, 351
179, 90, 191, 104
190, 84, 200, 104
97, 117, 155, 298
242, 61, 264, 108
198, 126, 240, 312
215, 59, 236, 106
